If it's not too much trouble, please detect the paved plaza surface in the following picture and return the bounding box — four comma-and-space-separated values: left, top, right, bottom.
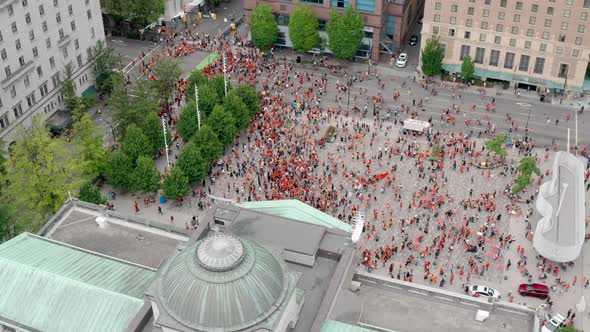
99, 27, 590, 331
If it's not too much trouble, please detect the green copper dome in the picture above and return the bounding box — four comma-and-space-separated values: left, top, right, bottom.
156, 233, 290, 331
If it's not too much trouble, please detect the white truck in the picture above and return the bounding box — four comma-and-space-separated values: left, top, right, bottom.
401, 119, 432, 135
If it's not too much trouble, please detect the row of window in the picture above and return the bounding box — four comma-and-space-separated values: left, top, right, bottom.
433, 14, 587, 32
444, 0, 590, 10
437, 3, 589, 17
7, 0, 91, 16
458, 45, 570, 78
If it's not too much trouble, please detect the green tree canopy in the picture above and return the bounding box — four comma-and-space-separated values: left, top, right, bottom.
250, 4, 279, 48
421, 36, 445, 77
141, 112, 170, 153
485, 134, 508, 158
105, 151, 133, 189
512, 157, 541, 194
207, 105, 237, 147
224, 92, 251, 129
326, 6, 365, 59
162, 167, 189, 200
289, 5, 320, 52
2, 117, 87, 230
78, 182, 107, 205
0, 204, 16, 243
61, 64, 77, 114
461, 55, 475, 82
235, 84, 260, 117
111, 79, 160, 139
73, 113, 106, 177
178, 100, 199, 141
186, 70, 208, 100
122, 124, 152, 164
211, 74, 231, 99
130, 155, 161, 194
193, 125, 224, 163
177, 141, 208, 183
103, 0, 165, 25
152, 57, 182, 102
89, 40, 119, 95
197, 84, 221, 118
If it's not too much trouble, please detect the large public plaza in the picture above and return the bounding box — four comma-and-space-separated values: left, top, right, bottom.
102, 28, 590, 331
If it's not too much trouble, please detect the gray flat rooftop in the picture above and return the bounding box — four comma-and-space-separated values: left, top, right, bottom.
49, 209, 186, 268
546, 165, 578, 246
330, 283, 533, 332
227, 208, 326, 256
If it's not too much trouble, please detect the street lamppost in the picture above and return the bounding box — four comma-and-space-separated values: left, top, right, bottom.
347, 77, 353, 111
522, 105, 533, 142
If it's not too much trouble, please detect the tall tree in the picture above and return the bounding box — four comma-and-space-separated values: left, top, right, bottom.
130, 155, 161, 194
207, 105, 237, 147
122, 123, 152, 164
250, 4, 279, 48
289, 5, 319, 52
112, 79, 159, 138
61, 64, 78, 114
177, 141, 208, 182
162, 167, 189, 200
235, 84, 260, 117
0, 204, 16, 243
78, 182, 107, 205
461, 55, 475, 82
89, 40, 119, 96
152, 57, 182, 102
103, 0, 164, 25
421, 36, 445, 77
485, 134, 508, 158
186, 70, 208, 100
197, 84, 221, 118
224, 92, 251, 129
193, 125, 224, 163
2, 117, 87, 230
512, 157, 541, 194
141, 112, 170, 154
211, 74, 231, 99
73, 113, 106, 177
177, 100, 200, 141
326, 6, 364, 59
105, 151, 133, 189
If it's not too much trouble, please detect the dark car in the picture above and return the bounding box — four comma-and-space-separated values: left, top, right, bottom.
409, 35, 418, 45
519, 283, 549, 299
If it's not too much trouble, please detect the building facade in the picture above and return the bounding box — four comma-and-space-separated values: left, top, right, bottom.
0, 0, 105, 144
421, 0, 590, 93
244, 0, 424, 62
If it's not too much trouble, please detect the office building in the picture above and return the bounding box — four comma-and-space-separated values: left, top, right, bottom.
244, 0, 424, 62
421, 0, 590, 93
0, 0, 105, 144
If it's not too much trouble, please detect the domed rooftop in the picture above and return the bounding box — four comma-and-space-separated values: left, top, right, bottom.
155, 233, 291, 331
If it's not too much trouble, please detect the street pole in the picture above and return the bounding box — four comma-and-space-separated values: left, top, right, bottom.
568, 128, 571, 152
524, 105, 532, 141
223, 54, 228, 97
575, 108, 578, 153
162, 117, 171, 170
347, 78, 351, 111
195, 84, 201, 130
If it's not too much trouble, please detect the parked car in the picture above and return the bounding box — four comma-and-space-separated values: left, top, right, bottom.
542, 313, 565, 332
519, 283, 550, 299
396, 53, 408, 68
468, 285, 500, 299
409, 35, 418, 45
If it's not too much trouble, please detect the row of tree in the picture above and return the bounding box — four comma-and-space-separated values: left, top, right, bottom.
250, 4, 365, 59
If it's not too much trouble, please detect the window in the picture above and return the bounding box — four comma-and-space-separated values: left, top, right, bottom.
578, 24, 585, 33
531, 4, 538, 12
500, 0, 506, 8
7, 4, 13, 16
540, 43, 547, 52
56, 13, 61, 23
479, 33, 486, 41
509, 38, 516, 46
516, 1, 522, 10
581, 12, 588, 21
542, 31, 549, 39
518, 55, 530, 72
468, 7, 474, 15
39, 4, 44, 15
547, 7, 554, 15
575, 36, 582, 45
37, 66, 42, 77
544, 19, 552, 28
74, 39, 79, 50
558, 64, 569, 78
451, 4, 458, 12
70, 21, 76, 31
466, 19, 473, 27
18, 56, 25, 66
450, 17, 456, 25
487, 50, 499, 66
11, 22, 17, 33
49, 56, 55, 68
460, 45, 470, 60
448, 28, 455, 36
464, 31, 471, 39
434, 14, 440, 22
4, 66, 11, 78
498, 12, 505, 20
572, 49, 580, 57
39, 83, 48, 96
564, 9, 571, 18
526, 29, 534, 37
513, 14, 520, 22
15, 39, 21, 50
25, 13, 31, 24
481, 21, 488, 29
475, 47, 485, 64
26, 93, 36, 108
63, 47, 68, 58
585, 0, 590, 8
566, 0, 573, 5
496, 24, 503, 32
0, 49, 5, 60
10, 85, 16, 97
32, 46, 38, 57
556, 46, 563, 54
51, 73, 60, 88
59, 29, 64, 39
68, 4, 73, 15
483, 9, 489, 17
485, 0, 491, 4
29, 30, 34, 41
561, 22, 568, 30
529, 17, 536, 25
24, 75, 29, 87
511, 26, 518, 34
53, 0, 58, 6
91, 27, 95, 38
42, 22, 47, 32
87, 9, 92, 19
435, 2, 441, 10
22, 0, 27, 6
77, 54, 83, 68
46, 38, 51, 48
0, 114, 10, 129
432, 26, 439, 34
524, 41, 531, 49
494, 36, 501, 44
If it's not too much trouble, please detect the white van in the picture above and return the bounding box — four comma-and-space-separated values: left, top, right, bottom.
541, 313, 566, 332
401, 118, 431, 135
